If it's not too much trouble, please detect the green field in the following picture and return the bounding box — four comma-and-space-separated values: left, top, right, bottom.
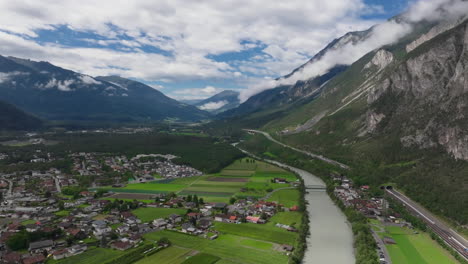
135, 246, 192, 264
220, 170, 254, 177
266, 189, 300, 207
51, 247, 125, 264
182, 253, 220, 264
55, 210, 71, 217
144, 231, 288, 264
224, 158, 258, 170
124, 183, 187, 192
94, 158, 298, 206
133, 207, 187, 222
269, 212, 302, 226
240, 239, 273, 250
373, 223, 458, 264
214, 222, 297, 245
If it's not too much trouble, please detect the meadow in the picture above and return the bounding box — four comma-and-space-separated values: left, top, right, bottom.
144, 231, 289, 264
96, 158, 298, 205
267, 189, 301, 207
373, 222, 459, 264
135, 246, 192, 264
50, 247, 126, 264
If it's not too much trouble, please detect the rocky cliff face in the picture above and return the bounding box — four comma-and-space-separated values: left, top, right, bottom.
368, 21, 468, 160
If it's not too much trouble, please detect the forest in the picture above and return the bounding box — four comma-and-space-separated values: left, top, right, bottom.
0, 133, 244, 174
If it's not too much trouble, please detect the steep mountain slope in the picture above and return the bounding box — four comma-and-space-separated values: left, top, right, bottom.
194, 90, 240, 114
0, 56, 210, 122
0, 100, 42, 130
250, 19, 468, 225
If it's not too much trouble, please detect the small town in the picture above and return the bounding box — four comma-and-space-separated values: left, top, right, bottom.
0, 152, 300, 264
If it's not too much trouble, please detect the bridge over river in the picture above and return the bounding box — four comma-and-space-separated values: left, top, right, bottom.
305, 185, 326, 190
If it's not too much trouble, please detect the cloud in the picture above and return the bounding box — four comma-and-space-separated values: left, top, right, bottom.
43, 78, 74, 91
79, 75, 101, 85
171, 86, 224, 100
0, 71, 29, 83
199, 100, 229, 110
0, 0, 387, 99
239, 0, 468, 101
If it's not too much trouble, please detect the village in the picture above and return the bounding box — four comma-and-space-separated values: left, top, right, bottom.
0, 152, 299, 264
332, 174, 417, 264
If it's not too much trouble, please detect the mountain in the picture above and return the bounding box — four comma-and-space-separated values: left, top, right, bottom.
0, 100, 42, 130
0, 56, 210, 123
219, 17, 468, 225
194, 90, 240, 114
180, 99, 203, 105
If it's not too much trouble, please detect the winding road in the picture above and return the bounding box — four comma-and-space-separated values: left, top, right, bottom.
244, 129, 349, 170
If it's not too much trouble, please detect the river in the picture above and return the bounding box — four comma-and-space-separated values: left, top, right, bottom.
236, 146, 355, 263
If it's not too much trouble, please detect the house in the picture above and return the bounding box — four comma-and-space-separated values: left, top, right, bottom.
152, 218, 167, 229
2, 252, 21, 263
65, 228, 87, 240
120, 211, 134, 220
116, 225, 130, 234
168, 214, 182, 224
187, 212, 201, 220
91, 220, 107, 229
181, 223, 195, 233
246, 216, 260, 224
21, 254, 45, 264
52, 249, 68, 260
214, 214, 228, 222
137, 224, 151, 233
274, 178, 288, 184
383, 237, 396, 245
25, 224, 40, 233
213, 203, 227, 209
198, 218, 211, 229
68, 244, 87, 255
111, 241, 132, 251
228, 215, 239, 223
29, 240, 54, 253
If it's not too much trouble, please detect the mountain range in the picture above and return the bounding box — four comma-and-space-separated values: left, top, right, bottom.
192, 90, 240, 114
214, 15, 468, 225
0, 56, 210, 124
0, 100, 42, 130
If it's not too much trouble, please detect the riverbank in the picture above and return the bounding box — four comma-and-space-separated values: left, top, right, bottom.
235, 145, 355, 263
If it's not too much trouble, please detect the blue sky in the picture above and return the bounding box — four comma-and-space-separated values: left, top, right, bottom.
0, 0, 412, 100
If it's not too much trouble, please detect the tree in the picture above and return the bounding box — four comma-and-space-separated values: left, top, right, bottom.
58, 201, 65, 210
157, 237, 171, 247
229, 197, 237, 204
100, 236, 108, 248
6, 232, 28, 251
198, 197, 204, 205
187, 195, 192, 202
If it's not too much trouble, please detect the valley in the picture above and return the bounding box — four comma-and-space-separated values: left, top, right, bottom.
1, 1, 468, 263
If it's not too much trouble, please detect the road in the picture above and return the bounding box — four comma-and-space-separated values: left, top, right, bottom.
244, 129, 350, 170
371, 230, 392, 264
386, 189, 468, 261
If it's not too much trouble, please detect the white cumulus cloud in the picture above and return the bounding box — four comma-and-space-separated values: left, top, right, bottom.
199, 100, 229, 110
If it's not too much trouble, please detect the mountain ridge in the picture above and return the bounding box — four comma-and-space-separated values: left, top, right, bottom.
0, 57, 210, 123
